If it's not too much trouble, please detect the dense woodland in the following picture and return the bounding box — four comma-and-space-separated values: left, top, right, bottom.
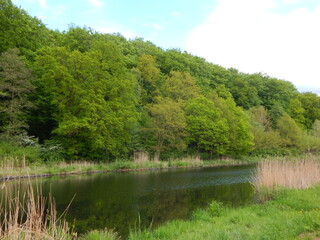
1, 0, 320, 162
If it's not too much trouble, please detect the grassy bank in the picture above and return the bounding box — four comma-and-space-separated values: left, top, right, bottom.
0, 156, 260, 180
126, 158, 320, 240
128, 185, 320, 240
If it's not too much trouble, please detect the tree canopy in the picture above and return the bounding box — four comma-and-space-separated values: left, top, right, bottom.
1, 0, 320, 161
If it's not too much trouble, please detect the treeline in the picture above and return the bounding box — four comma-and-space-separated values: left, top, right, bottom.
1, 0, 320, 162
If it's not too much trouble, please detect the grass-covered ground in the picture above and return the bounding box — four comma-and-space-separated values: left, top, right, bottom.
128, 186, 320, 240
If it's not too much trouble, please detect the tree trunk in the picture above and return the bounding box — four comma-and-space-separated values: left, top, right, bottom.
153, 150, 160, 162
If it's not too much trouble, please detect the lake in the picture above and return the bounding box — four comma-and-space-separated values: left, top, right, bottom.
2, 164, 256, 239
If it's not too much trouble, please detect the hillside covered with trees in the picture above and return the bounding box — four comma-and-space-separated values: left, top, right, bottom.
1, 0, 320, 162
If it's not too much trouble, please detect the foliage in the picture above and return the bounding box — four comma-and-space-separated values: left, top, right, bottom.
299, 92, 320, 129
163, 71, 200, 104
0, 0, 50, 57
276, 114, 302, 148
148, 97, 187, 160
81, 228, 120, 240
0, 140, 41, 164
185, 96, 229, 157
208, 201, 224, 217
1, 1, 319, 162
136, 54, 162, 104
0, 48, 34, 140
210, 90, 254, 156
33, 44, 138, 159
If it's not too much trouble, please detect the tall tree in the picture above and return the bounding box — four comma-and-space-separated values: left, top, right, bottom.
247, 106, 282, 151
163, 71, 200, 104
0, 48, 34, 139
287, 97, 306, 128
34, 44, 138, 159
0, 0, 49, 57
148, 97, 186, 161
227, 77, 260, 109
136, 55, 162, 104
310, 120, 320, 138
277, 114, 302, 148
299, 92, 320, 129
185, 96, 229, 158
209, 90, 254, 156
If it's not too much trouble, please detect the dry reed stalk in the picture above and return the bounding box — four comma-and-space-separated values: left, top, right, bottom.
57, 161, 95, 168
170, 155, 203, 164
183, 155, 202, 164
0, 179, 74, 240
134, 151, 149, 163
255, 158, 320, 190
0, 156, 30, 174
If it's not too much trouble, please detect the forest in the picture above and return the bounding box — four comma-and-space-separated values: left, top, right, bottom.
1, 0, 320, 163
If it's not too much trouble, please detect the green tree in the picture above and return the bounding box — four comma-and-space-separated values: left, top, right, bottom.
148, 97, 186, 161
247, 106, 282, 151
269, 103, 285, 127
210, 91, 254, 156
247, 73, 297, 111
0, 0, 50, 57
34, 44, 138, 159
185, 96, 229, 158
287, 97, 306, 128
277, 114, 303, 148
311, 120, 320, 138
227, 78, 260, 109
136, 55, 161, 104
0, 48, 34, 139
163, 71, 200, 104
299, 92, 320, 129
62, 26, 95, 52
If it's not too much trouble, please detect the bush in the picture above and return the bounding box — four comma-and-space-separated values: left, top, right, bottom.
112, 160, 134, 169
208, 201, 224, 217
0, 140, 41, 164
40, 140, 66, 162
81, 229, 119, 240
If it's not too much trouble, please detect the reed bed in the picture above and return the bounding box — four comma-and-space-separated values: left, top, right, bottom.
0, 180, 74, 240
254, 157, 320, 190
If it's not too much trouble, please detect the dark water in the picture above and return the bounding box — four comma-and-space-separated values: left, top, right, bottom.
2, 165, 256, 238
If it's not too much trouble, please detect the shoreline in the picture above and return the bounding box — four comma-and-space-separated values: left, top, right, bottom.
1, 154, 318, 182
0, 160, 253, 181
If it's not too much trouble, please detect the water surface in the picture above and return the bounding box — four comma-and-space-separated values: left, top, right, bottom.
3, 165, 256, 238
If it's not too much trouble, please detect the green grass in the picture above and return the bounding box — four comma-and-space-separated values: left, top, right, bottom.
128, 185, 320, 240
80, 229, 120, 240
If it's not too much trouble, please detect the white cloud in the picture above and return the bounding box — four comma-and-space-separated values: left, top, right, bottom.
88, 0, 103, 8
171, 11, 182, 17
186, 0, 320, 92
52, 5, 66, 17
144, 22, 162, 30
38, 0, 48, 9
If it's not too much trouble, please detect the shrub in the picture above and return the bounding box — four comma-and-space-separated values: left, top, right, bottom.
208, 201, 224, 217
81, 229, 119, 240
0, 140, 41, 164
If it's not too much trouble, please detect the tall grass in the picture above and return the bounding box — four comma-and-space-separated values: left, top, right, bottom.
0, 180, 74, 240
254, 156, 320, 190
80, 229, 119, 240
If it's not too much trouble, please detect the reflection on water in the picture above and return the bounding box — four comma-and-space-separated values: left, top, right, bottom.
1, 165, 256, 239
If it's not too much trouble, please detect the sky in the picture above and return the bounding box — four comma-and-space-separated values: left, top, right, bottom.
12, 0, 320, 94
